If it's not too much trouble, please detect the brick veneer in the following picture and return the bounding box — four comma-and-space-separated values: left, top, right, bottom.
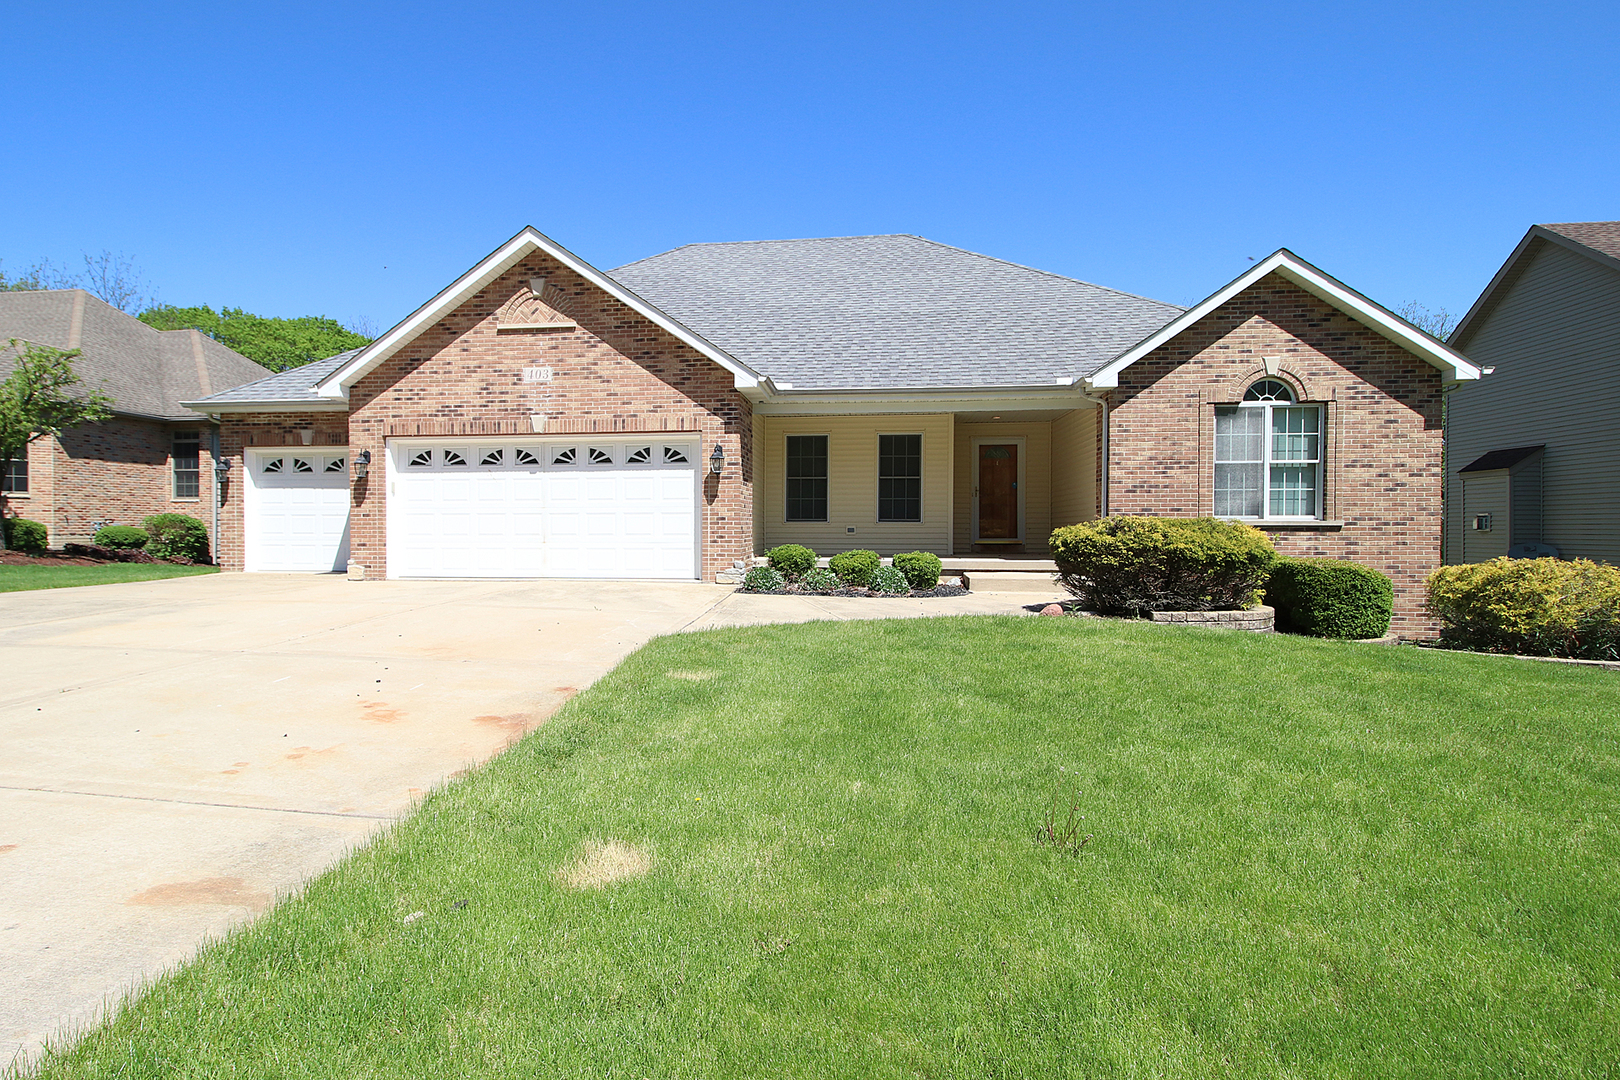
2, 417, 218, 547
215, 253, 753, 580
1103, 274, 1445, 636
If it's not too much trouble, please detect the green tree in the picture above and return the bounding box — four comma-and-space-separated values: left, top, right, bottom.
0, 340, 113, 549
138, 305, 373, 372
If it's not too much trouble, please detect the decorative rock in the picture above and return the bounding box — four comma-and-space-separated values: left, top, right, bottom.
715, 567, 746, 585
346, 559, 367, 582
1040, 603, 1064, 616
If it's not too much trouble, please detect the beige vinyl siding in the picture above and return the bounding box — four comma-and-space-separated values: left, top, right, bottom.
1446, 239, 1620, 563
953, 421, 1053, 551
1051, 407, 1098, 529
759, 414, 953, 554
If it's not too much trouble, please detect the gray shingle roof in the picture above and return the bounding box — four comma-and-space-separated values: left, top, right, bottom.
188, 348, 361, 406
1540, 221, 1620, 261
610, 234, 1183, 390
0, 290, 271, 420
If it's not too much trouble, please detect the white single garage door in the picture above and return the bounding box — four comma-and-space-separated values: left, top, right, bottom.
244, 448, 352, 573
387, 438, 699, 579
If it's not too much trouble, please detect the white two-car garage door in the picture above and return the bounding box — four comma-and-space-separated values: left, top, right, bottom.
387, 438, 699, 579
244, 449, 352, 572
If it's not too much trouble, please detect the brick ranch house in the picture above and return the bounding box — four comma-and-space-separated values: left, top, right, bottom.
0, 289, 269, 545
186, 228, 1480, 633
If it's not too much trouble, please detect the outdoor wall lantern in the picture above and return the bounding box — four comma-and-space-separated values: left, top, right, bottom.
709, 443, 725, 475
353, 449, 372, 479
213, 458, 231, 505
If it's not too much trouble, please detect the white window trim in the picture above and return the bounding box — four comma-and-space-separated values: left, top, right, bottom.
874, 432, 925, 524
783, 432, 830, 524
1216, 399, 1324, 522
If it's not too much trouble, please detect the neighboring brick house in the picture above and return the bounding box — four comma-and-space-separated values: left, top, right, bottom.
0, 290, 270, 548
187, 229, 1478, 634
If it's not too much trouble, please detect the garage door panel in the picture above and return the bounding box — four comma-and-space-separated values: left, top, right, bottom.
247, 451, 351, 573
389, 441, 697, 579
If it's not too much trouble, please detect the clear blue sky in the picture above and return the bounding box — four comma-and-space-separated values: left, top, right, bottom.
4, 1, 1617, 333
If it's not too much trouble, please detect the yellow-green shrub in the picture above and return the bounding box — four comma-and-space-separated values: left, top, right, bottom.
1049, 516, 1277, 616
1426, 558, 1620, 660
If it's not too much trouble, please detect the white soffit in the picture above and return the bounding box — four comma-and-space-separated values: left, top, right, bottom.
316, 227, 763, 400
1084, 249, 1483, 389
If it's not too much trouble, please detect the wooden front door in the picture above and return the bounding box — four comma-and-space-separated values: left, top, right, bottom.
976, 443, 1019, 539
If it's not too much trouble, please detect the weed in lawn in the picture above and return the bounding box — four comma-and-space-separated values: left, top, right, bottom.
1036, 773, 1093, 855
556, 839, 652, 890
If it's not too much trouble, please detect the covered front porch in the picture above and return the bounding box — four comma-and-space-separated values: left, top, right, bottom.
750, 405, 1100, 558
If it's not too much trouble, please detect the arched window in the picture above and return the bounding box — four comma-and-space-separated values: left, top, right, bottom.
1243, 378, 1294, 402
1215, 379, 1322, 519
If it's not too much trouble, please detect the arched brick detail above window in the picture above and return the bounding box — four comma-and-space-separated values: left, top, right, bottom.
1209, 363, 1321, 404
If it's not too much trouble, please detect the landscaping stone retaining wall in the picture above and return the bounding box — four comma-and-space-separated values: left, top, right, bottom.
1148, 606, 1275, 632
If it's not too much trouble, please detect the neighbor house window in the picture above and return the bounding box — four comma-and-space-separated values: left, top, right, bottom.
2, 452, 26, 494
785, 434, 828, 522
1214, 379, 1321, 519
172, 431, 200, 499
877, 434, 922, 522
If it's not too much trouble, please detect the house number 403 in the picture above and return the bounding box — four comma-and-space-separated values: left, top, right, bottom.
522, 366, 554, 383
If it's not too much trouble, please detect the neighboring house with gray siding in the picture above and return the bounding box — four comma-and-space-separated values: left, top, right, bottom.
1446, 222, 1620, 564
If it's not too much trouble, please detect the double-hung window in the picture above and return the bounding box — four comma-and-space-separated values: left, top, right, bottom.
2, 451, 26, 494
785, 434, 828, 522
1214, 379, 1321, 519
877, 434, 922, 522
173, 431, 201, 499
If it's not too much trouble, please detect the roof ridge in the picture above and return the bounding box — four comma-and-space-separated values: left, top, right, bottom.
905, 236, 1185, 312
610, 234, 920, 273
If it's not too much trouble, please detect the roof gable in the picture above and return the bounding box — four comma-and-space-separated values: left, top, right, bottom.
314, 227, 761, 401
1451, 223, 1620, 351
1084, 249, 1481, 389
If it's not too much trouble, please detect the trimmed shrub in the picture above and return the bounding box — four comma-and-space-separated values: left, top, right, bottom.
94, 525, 150, 549
829, 549, 881, 588
801, 566, 838, 591
1049, 516, 1277, 616
1267, 557, 1392, 639
742, 565, 786, 591
869, 565, 909, 594
144, 513, 210, 563
1427, 557, 1620, 660
3, 517, 47, 554
766, 544, 818, 578
893, 551, 943, 590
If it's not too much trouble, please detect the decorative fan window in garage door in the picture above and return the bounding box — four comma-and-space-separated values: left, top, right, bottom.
388, 440, 700, 580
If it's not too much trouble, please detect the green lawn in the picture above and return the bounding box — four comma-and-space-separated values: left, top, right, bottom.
0, 563, 217, 592
24, 618, 1620, 1078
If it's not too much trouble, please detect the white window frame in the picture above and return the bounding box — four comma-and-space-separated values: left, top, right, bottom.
1214, 388, 1324, 522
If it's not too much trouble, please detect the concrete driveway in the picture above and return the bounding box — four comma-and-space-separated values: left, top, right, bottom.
0, 573, 728, 1065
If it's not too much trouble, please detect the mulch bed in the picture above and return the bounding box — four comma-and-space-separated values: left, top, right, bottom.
0, 548, 205, 568
740, 583, 970, 599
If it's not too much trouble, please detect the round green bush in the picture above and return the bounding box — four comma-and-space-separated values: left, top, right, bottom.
143, 513, 211, 563
1427, 557, 1620, 660
3, 516, 47, 554
1267, 557, 1392, 639
742, 565, 786, 591
94, 525, 150, 549
801, 566, 838, 591
1048, 516, 1277, 616
829, 549, 881, 587
869, 565, 909, 594
765, 544, 818, 578
892, 551, 942, 590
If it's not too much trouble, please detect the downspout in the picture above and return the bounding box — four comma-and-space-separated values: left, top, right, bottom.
1083, 391, 1109, 518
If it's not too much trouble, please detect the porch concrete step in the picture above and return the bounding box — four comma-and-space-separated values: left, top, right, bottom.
941, 557, 1058, 574
963, 569, 1063, 594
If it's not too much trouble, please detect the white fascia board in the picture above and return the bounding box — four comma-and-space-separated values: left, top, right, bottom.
1084, 249, 1483, 389
315, 226, 762, 400
182, 399, 350, 414
753, 385, 1094, 416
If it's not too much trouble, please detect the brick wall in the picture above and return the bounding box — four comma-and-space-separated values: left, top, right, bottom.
1104, 274, 1445, 635
2, 417, 218, 549
216, 254, 752, 581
